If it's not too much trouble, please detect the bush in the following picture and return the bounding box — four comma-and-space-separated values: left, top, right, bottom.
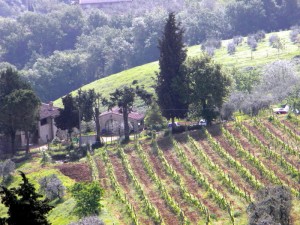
269, 34, 279, 47
254, 30, 266, 42
39, 174, 65, 201
69, 216, 104, 225
248, 186, 292, 225
247, 35, 257, 50
0, 159, 15, 183
227, 42, 236, 55
70, 182, 104, 218
290, 26, 300, 43
233, 36, 243, 45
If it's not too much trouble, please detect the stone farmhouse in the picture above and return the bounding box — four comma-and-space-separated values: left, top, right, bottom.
0, 102, 60, 152
99, 107, 144, 135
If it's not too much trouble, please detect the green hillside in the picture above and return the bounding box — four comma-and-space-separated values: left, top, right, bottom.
54, 30, 300, 106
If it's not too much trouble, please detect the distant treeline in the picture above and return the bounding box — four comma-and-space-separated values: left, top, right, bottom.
0, 0, 299, 101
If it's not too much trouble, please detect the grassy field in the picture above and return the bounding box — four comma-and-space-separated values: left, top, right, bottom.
2, 114, 300, 224
54, 30, 300, 107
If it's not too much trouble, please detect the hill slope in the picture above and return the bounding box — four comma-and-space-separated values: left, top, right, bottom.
2, 115, 300, 224
54, 30, 300, 106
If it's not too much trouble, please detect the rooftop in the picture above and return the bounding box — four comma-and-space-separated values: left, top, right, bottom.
40, 102, 60, 120
100, 107, 144, 120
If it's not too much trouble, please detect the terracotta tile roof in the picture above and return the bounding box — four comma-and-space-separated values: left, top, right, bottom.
79, 0, 132, 4
40, 103, 60, 120
100, 107, 144, 120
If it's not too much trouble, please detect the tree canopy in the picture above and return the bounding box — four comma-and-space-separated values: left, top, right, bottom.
0, 67, 40, 154
187, 55, 232, 125
104, 81, 152, 142
155, 12, 188, 127
0, 171, 53, 225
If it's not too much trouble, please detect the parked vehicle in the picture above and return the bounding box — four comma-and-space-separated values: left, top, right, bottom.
199, 119, 207, 126
168, 122, 180, 128
273, 105, 289, 114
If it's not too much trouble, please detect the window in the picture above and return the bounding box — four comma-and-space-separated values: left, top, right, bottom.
41, 118, 47, 126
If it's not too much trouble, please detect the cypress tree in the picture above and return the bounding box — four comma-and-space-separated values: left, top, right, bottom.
155, 12, 188, 129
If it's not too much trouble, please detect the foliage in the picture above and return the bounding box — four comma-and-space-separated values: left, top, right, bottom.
70, 181, 104, 218
248, 186, 292, 225
39, 174, 66, 201
103, 81, 152, 142
144, 101, 166, 130
69, 216, 104, 225
0, 67, 40, 154
100, 148, 139, 225
0, 159, 15, 183
187, 55, 232, 125
155, 12, 188, 128
0, 171, 53, 225
227, 42, 236, 55
75, 89, 103, 147
55, 94, 79, 137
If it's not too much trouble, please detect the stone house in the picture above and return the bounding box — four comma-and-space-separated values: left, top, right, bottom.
0, 102, 60, 152
99, 107, 144, 135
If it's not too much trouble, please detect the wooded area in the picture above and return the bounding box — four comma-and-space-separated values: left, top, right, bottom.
0, 0, 299, 101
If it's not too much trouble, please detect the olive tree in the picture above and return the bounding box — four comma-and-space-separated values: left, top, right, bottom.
39, 174, 65, 201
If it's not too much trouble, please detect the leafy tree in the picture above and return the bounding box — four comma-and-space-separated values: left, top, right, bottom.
0, 159, 15, 183
227, 42, 236, 55
248, 186, 292, 225
155, 12, 188, 130
70, 182, 104, 218
144, 101, 166, 130
247, 35, 257, 59
75, 89, 103, 147
0, 171, 53, 225
187, 55, 232, 125
39, 174, 65, 201
233, 68, 260, 93
103, 81, 152, 142
0, 68, 40, 154
55, 94, 79, 140
69, 216, 104, 225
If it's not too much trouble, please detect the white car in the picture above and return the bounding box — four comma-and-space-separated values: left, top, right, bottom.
199, 119, 207, 126
168, 122, 180, 128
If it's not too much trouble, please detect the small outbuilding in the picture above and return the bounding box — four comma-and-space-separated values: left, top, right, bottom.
99, 107, 144, 135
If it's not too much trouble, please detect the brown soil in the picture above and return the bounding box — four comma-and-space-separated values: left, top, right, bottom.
127, 149, 181, 225
199, 139, 254, 195
157, 141, 223, 217
226, 125, 300, 190
110, 154, 152, 225
142, 143, 201, 223
244, 123, 300, 169
213, 131, 268, 187
56, 162, 92, 182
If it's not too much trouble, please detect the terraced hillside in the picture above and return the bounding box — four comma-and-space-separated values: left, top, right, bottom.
2, 114, 300, 224
54, 30, 300, 107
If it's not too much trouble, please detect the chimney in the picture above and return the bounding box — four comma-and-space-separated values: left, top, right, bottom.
48, 101, 53, 111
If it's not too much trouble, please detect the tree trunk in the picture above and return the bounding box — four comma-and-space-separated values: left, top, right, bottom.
95, 107, 101, 145
123, 107, 130, 143
25, 130, 30, 154
10, 131, 16, 155
171, 117, 175, 133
